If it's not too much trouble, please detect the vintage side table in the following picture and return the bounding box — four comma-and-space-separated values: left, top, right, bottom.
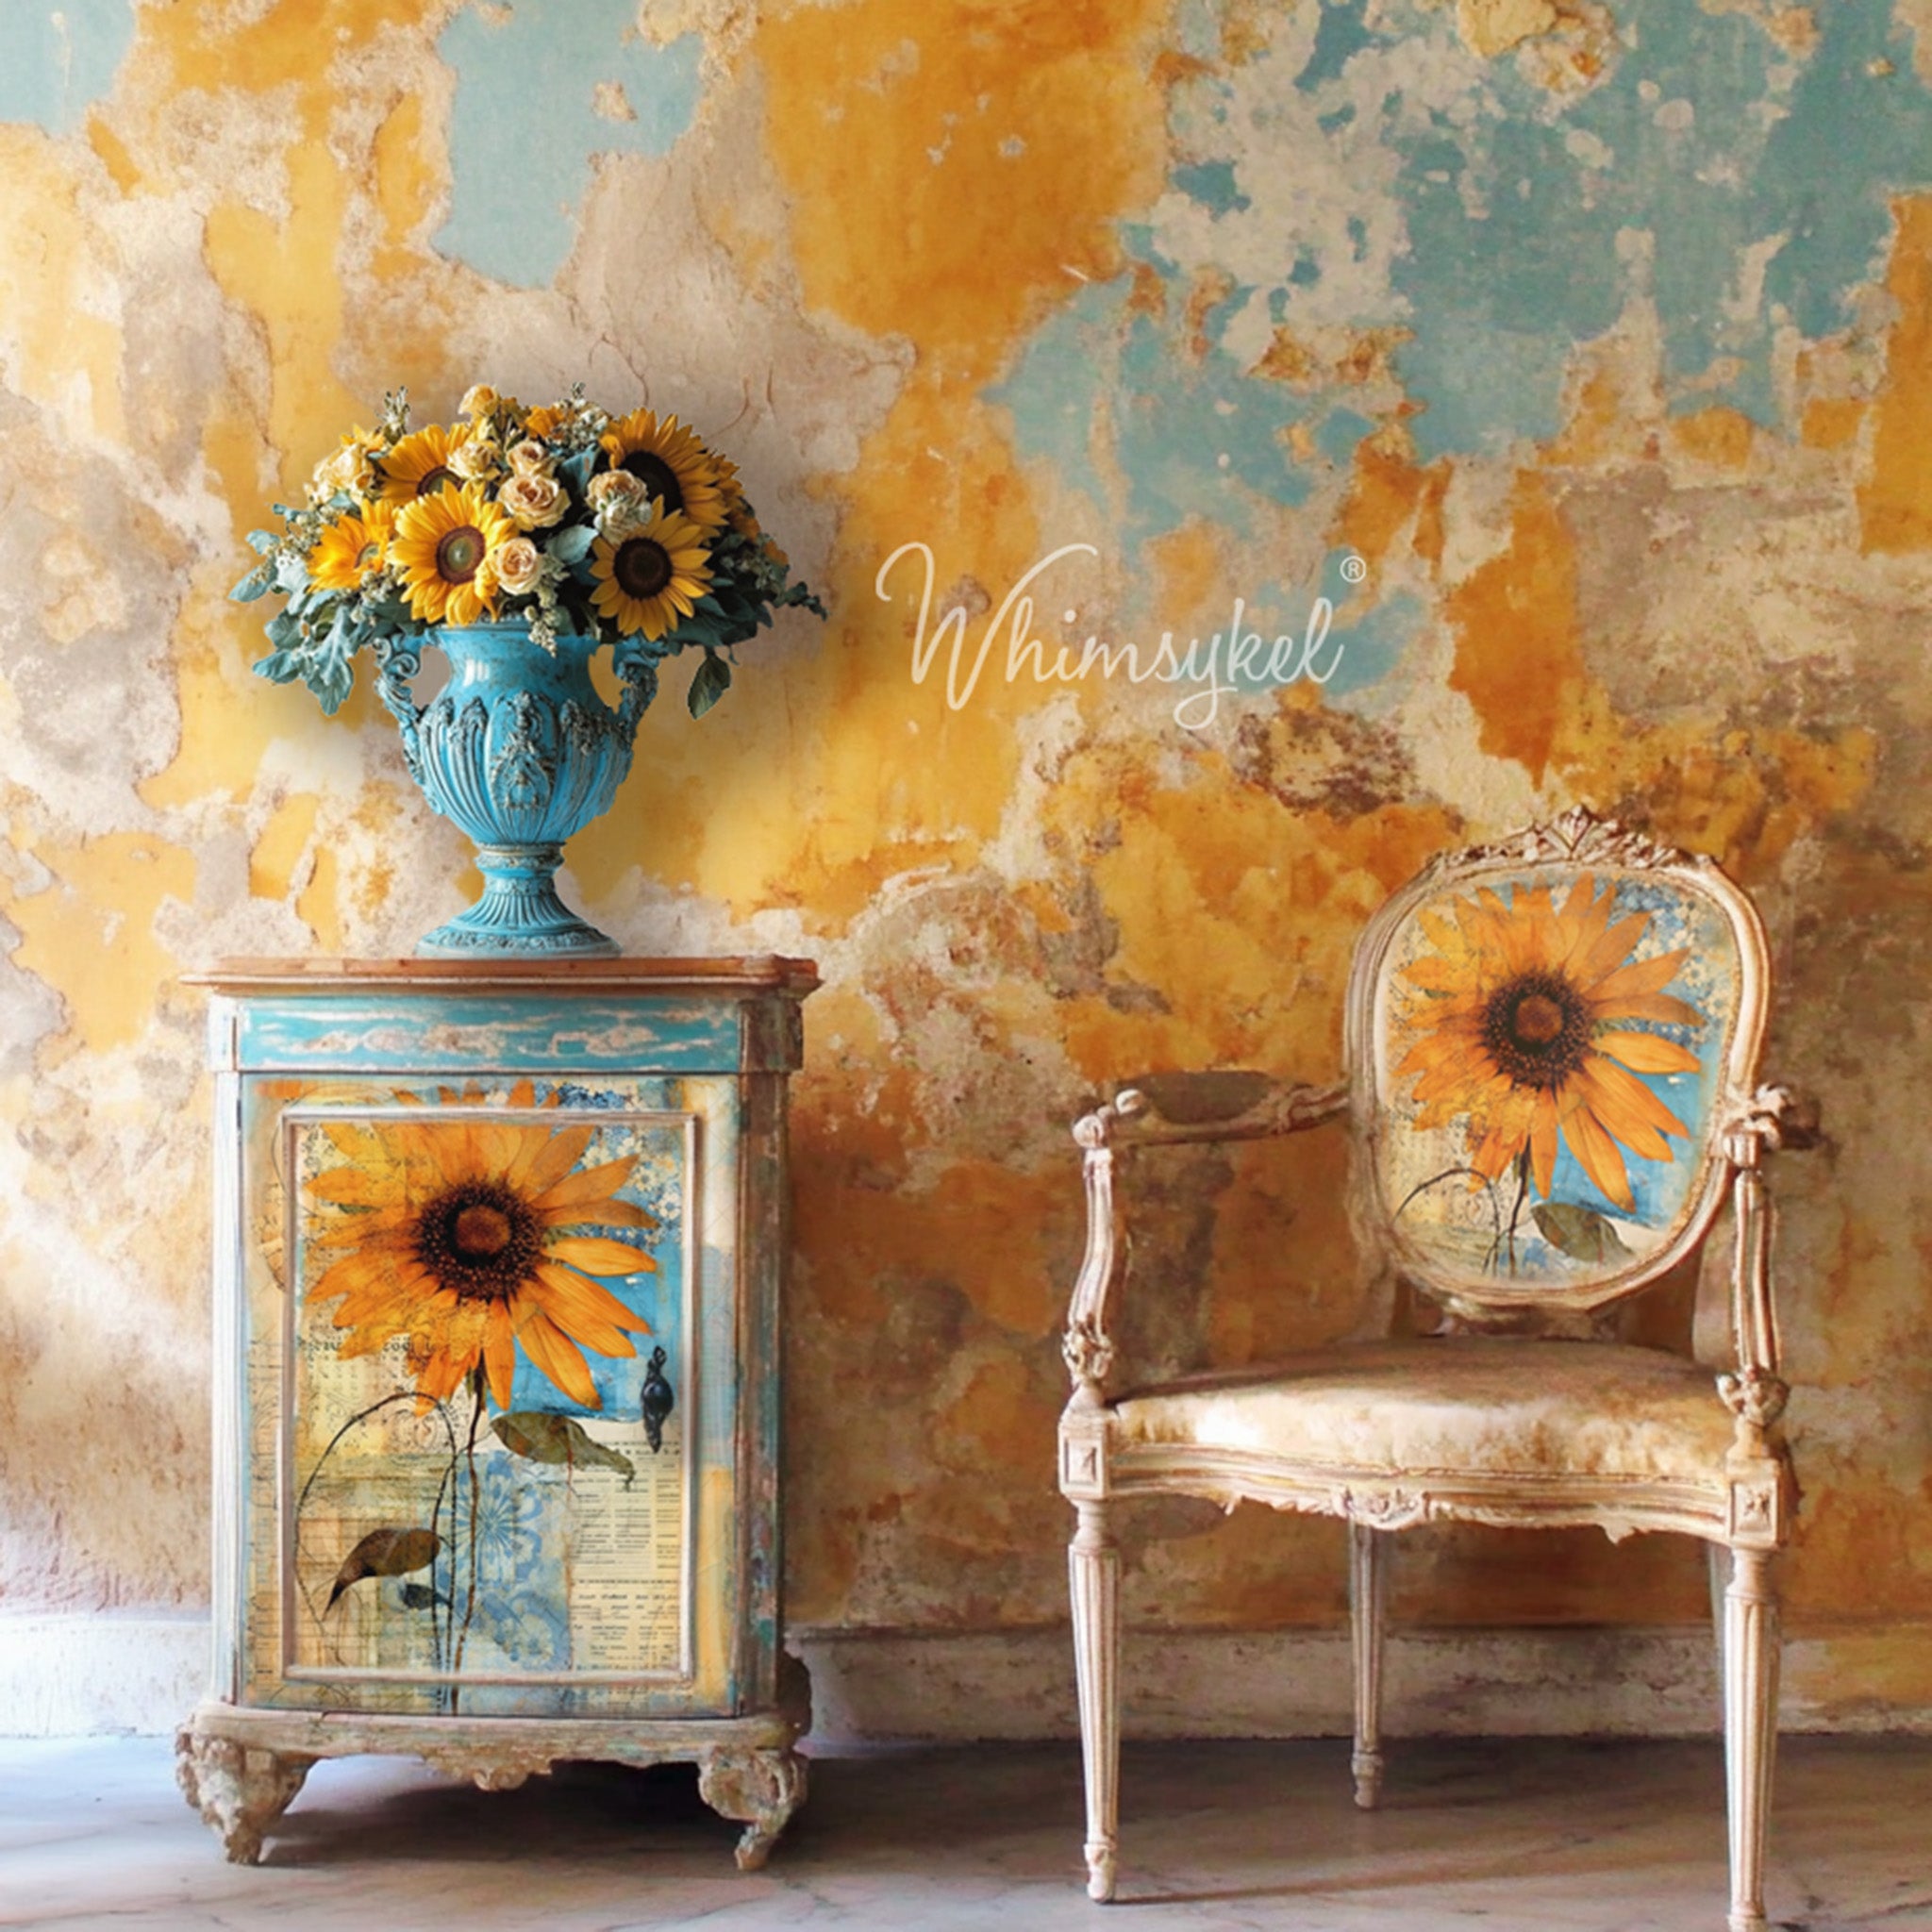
175, 956, 817, 1869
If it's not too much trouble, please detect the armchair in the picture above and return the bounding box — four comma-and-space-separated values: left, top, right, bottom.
1058, 809, 1807, 1931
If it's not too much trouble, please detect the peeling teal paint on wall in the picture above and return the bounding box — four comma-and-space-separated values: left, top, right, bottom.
0, 0, 134, 135
1172, 160, 1247, 218
435, 0, 703, 289
1295, 0, 1374, 96
1320, 588, 1424, 700
1747, 1, 1932, 339
991, 275, 1328, 547
1116, 302, 1319, 534
1042, 0, 1932, 471
1391, 0, 1932, 452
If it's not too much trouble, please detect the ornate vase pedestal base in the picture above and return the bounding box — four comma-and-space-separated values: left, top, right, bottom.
416, 842, 618, 958
176, 1671, 810, 1871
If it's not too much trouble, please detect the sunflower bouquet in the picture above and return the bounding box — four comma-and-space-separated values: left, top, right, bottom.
232, 384, 825, 719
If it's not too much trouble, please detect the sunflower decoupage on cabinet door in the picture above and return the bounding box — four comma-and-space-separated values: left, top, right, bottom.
175, 958, 818, 1872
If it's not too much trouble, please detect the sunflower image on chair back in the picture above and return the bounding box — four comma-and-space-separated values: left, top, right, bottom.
1372, 862, 1742, 1294
274, 1077, 698, 1713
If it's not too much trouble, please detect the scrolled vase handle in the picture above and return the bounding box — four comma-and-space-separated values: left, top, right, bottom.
611, 637, 663, 737
372, 636, 427, 779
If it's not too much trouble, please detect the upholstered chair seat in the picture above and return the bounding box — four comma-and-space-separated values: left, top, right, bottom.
1111, 1338, 1739, 1496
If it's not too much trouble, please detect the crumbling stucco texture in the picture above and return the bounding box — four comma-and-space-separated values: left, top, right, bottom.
2, 0, 1929, 1702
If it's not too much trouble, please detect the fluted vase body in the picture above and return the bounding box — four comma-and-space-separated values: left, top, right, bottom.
375, 624, 654, 957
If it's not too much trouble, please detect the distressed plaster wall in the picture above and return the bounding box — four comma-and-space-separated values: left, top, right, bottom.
3, 0, 1931, 1728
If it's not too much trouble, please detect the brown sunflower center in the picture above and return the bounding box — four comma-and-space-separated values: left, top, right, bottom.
1483, 971, 1592, 1090
1512, 992, 1564, 1044
415, 465, 458, 497
454, 1204, 512, 1257
620, 451, 684, 512
613, 534, 673, 601
417, 1181, 541, 1303
436, 525, 486, 583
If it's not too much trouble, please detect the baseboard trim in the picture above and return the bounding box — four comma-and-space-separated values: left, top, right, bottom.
0, 1615, 209, 1737
793, 1622, 1932, 1744
6, 1613, 1929, 1740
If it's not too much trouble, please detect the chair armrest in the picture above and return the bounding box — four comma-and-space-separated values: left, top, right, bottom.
1717, 1084, 1823, 1449
1094, 1071, 1350, 1148
1062, 1073, 1347, 1406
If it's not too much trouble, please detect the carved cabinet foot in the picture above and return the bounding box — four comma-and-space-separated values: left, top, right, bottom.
696, 1745, 808, 1871
175, 1728, 314, 1865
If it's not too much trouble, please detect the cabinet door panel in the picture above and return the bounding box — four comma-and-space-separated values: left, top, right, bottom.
234, 1072, 741, 1718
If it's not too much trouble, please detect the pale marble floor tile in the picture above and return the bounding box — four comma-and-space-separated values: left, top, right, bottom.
0, 1735, 1926, 1930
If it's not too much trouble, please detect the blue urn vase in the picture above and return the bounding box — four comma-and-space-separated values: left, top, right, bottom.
372, 624, 658, 958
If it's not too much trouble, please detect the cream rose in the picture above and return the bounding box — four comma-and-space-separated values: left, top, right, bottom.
451, 437, 502, 482
491, 535, 543, 598
459, 384, 500, 419
498, 471, 568, 531
508, 438, 553, 477
588, 470, 646, 514
312, 441, 374, 500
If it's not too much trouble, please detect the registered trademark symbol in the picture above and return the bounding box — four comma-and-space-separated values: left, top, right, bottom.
1341, 554, 1368, 585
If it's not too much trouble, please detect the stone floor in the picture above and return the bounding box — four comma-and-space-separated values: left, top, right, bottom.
1, 1733, 1928, 1930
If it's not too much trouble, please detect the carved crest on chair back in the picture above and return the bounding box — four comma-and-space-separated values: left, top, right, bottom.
1348, 808, 1771, 1319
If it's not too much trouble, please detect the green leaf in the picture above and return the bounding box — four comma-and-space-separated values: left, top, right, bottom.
549, 523, 595, 566
779, 582, 828, 619
687, 649, 731, 718
668, 608, 728, 654
245, 528, 277, 555
310, 608, 358, 714
230, 564, 273, 603
1531, 1201, 1632, 1264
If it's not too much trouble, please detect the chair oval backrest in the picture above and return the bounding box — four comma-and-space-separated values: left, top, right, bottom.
1345, 813, 1769, 1316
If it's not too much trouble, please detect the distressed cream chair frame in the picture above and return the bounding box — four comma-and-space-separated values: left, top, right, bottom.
1058, 810, 1803, 1932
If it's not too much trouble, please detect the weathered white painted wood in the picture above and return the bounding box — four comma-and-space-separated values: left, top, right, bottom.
1068, 1499, 1120, 1902
1348, 1522, 1386, 1809
1724, 1549, 1781, 1932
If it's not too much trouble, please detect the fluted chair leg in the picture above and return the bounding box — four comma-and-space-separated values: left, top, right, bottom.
1070, 1499, 1121, 1901
1723, 1547, 1781, 1932
1707, 1541, 1730, 1657
1348, 1521, 1387, 1808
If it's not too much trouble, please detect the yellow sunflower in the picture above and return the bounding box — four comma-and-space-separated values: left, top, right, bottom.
590, 503, 712, 640
308, 499, 397, 593
375, 424, 473, 504
390, 482, 512, 625
305, 1086, 657, 1412
1394, 876, 1704, 1213
599, 408, 725, 528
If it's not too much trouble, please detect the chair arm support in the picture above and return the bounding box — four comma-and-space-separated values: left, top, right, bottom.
1717, 1084, 1821, 1452
1061, 1073, 1347, 1406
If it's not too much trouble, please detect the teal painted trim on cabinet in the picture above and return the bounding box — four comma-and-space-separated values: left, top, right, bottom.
229, 993, 741, 1074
